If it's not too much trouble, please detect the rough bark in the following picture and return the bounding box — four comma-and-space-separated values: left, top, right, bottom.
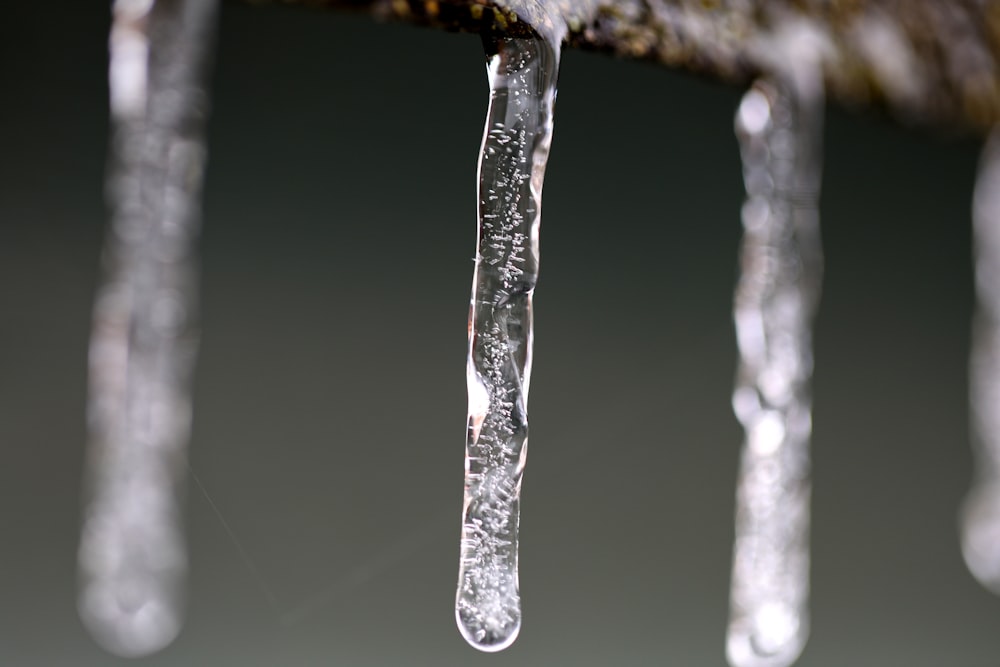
259, 0, 1000, 134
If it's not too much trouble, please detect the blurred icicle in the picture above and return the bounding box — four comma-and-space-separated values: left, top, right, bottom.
77, 0, 218, 657
963, 129, 1000, 595
726, 42, 825, 667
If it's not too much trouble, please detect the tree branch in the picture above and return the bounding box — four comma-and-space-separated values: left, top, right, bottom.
260, 0, 1000, 134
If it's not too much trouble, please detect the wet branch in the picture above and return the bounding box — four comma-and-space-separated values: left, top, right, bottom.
256, 0, 1000, 134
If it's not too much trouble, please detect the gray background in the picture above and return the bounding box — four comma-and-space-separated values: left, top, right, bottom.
2, 2, 998, 665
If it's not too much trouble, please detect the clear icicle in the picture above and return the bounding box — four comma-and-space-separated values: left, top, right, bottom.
962, 128, 1000, 594
77, 0, 218, 657
456, 32, 560, 653
727, 77, 824, 667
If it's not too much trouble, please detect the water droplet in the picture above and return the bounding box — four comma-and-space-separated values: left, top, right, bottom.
78, 0, 218, 657
455, 30, 561, 653
727, 76, 824, 667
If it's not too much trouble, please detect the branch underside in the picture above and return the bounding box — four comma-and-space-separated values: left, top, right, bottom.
255, 0, 1000, 134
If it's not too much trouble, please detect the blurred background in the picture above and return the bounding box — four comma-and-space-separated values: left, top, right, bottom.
2, 2, 998, 665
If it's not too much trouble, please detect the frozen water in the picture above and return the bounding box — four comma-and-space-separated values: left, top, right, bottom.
727, 77, 824, 667
77, 0, 218, 657
455, 31, 560, 653
963, 128, 1000, 595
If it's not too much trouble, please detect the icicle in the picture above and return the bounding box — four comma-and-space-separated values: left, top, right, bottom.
727, 73, 824, 667
962, 129, 1000, 595
77, 0, 218, 657
455, 30, 561, 652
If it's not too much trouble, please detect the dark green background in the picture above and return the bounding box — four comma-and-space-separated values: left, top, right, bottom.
1, 2, 997, 665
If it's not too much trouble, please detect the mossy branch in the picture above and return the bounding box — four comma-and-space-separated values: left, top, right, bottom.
257, 0, 1000, 134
